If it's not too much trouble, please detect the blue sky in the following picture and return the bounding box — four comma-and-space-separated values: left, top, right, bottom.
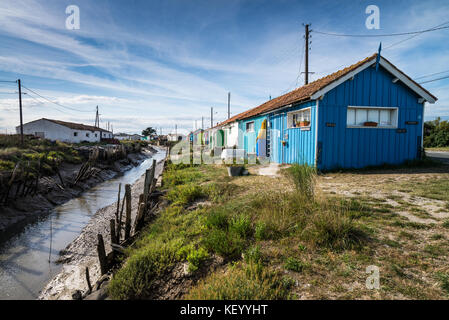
0, 0, 448, 135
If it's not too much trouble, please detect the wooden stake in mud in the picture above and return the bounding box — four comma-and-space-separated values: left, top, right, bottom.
110, 219, 117, 245
97, 234, 107, 275
85, 267, 92, 294
124, 184, 132, 240
116, 183, 122, 223
134, 202, 146, 234
143, 160, 156, 207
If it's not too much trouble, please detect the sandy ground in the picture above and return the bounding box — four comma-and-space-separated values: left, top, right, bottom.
318, 166, 449, 223
38, 154, 166, 300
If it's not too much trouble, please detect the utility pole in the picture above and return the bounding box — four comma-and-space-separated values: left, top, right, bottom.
305, 24, 310, 85
17, 79, 23, 145
201, 117, 204, 130
227, 92, 231, 119
175, 124, 177, 139
210, 107, 213, 128
94, 106, 100, 128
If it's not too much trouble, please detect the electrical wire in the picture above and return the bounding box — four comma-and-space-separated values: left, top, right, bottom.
384, 21, 449, 50
21, 84, 94, 113
418, 75, 449, 84
414, 69, 449, 80
313, 25, 449, 37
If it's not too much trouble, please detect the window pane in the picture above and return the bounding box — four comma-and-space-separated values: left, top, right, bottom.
356, 109, 367, 125
347, 109, 356, 125
380, 110, 391, 126
304, 109, 310, 121
368, 109, 379, 122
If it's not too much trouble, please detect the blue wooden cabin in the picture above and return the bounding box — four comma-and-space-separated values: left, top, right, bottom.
236, 54, 437, 170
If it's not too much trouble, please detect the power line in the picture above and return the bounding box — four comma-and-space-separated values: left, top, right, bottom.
23, 90, 75, 114
21, 84, 93, 113
384, 21, 449, 50
0, 80, 17, 83
418, 75, 449, 84
414, 69, 449, 80
313, 25, 449, 37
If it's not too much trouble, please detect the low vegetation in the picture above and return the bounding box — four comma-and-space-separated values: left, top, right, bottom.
108, 157, 449, 300
424, 117, 449, 148
0, 134, 83, 177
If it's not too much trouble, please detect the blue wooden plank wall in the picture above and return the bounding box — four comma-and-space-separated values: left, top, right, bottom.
269, 101, 317, 165
317, 65, 424, 170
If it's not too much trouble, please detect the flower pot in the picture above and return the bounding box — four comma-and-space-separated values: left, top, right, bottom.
227, 166, 243, 177
363, 121, 378, 127
299, 121, 310, 127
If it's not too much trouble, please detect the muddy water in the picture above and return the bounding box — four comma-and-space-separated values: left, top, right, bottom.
0, 149, 165, 300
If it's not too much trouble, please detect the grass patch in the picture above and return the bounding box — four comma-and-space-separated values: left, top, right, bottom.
185, 262, 292, 300
284, 257, 307, 273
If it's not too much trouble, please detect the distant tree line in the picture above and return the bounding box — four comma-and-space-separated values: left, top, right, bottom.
424, 117, 449, 148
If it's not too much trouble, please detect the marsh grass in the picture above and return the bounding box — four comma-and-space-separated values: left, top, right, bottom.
184, 262, 292, 300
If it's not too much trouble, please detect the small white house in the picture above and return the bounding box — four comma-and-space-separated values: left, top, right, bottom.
114, 133, 143, 141
167, 133, 186, 142
16, 118, 112, 143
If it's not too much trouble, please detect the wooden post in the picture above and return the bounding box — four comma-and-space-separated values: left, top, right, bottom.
116, 183, 121, 223
85, 267, 92, 294
134, 203, 146, 234
144, 160, 156, 207
124, 184, 132, 240
110, 219, 117, 245
97, 234, 107, 275
117, 187, 126, 243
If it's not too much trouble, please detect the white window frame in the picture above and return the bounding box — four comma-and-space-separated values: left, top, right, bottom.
246, 121, 255, 133
347, 106, 398, 129
287, 107, 311, 129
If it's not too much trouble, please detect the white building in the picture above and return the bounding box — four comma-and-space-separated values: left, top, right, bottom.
167, 133, 186, 142
16, 118, 112, 143
223, 121, 239, 148
114, 133, 143, 141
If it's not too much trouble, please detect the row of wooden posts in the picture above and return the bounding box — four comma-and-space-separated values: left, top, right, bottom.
96, 159, 158, 276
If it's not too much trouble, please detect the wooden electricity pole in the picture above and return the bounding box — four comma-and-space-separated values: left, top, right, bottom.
17, 79, 24, 145
210, 107, 213, 128
227, 92, 231, 119
305, 24, 310, 85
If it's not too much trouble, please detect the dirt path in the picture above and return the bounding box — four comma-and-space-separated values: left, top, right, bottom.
38, 157, 166, 300
318, 165, 449, 223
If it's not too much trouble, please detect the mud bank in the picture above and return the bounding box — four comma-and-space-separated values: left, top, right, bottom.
38, 156, 166, 300
0, 148, 156, 242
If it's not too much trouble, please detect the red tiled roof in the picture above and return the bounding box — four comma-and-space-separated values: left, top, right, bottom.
215, 53, 436, 125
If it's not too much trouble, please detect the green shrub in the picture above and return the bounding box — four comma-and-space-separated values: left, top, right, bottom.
255, 222, 269, 240
108, 241, 179, 299
230, 214, 252, 238
244, 245, 262, 264
284, 257, 305, 273
202, 229, 244, 259
167, 184, 205, 206
186, 247, 209, 272
285, 163, 317, 199
205, 209, 229, 230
